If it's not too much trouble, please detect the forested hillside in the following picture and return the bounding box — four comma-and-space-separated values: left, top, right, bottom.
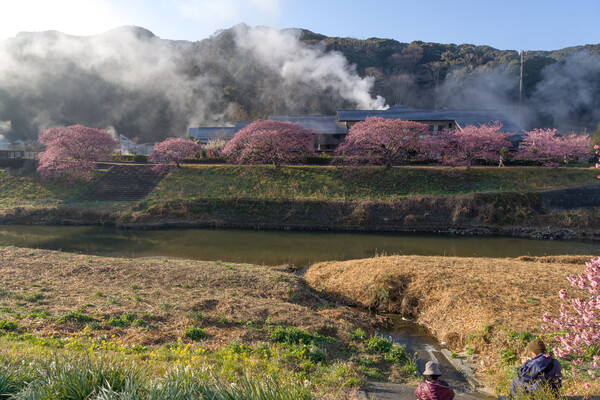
0, 24, 598, 144
319, 34, 600, 132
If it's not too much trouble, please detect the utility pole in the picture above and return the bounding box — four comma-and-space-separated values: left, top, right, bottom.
518, 50, 525, 125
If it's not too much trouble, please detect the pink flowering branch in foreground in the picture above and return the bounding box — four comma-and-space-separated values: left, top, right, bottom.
543, 257, 600, 379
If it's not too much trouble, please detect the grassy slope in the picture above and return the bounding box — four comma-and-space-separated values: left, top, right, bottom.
0, 169, 100, 209
149, 165, 599, 201
1, 165, 597, 208
304, 255, 599, 396
1, 166, 599, 232
0, 247, 418, 399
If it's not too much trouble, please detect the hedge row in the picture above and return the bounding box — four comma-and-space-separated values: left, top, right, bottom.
110, 154, 590, 167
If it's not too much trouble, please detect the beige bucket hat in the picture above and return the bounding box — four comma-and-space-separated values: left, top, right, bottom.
424, 361, 442, 376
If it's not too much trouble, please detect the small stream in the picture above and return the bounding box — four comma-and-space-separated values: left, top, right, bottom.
381, 315, 489, 396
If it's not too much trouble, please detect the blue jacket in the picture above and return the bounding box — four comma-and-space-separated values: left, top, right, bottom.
510, 353, 562, 396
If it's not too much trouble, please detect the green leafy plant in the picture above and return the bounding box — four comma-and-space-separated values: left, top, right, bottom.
0, 319, 19, 332
184, 327, 208, 341
57, 311, 95, 324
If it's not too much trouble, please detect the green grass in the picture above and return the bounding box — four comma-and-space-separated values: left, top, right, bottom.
0, 170, 99, 208
0, 322, 423, 399
149, 165, 599, 202
1, 166, 597, 212
0, 352, 312, 400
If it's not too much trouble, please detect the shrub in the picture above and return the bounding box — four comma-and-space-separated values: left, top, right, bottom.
133, 154, 148, 163
270, 326, 324, 345
57, 311, 95, 324
108, 313, 137, 328
305, 155, 332, 165
348, 328, 367, 341
305, 344, 328, 363
184, 327, 208, 341
184, 157, 227, 164
383, 344, 409, 365
366, 335, 393, 353
0, 319, 19, 332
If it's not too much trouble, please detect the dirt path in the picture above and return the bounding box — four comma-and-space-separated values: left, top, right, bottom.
358, 382, 489, 399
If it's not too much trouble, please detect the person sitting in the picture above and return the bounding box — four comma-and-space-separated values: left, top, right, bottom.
414, 361, 455, 400
510, 338, 562, 398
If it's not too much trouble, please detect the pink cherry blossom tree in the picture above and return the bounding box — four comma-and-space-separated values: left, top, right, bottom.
517, 128, 591, 167
543, 256, 600, 379
221, 120, 316, 166
596, 145, 600, 179
37, 124, 119, 181
334, 117, 431, 168
149, 138, 203, 174
435, 122, 512, 168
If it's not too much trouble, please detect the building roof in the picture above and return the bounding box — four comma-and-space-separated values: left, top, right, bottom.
267, 115, 347, 134
188, 127, 236, 143
337, 105, 525, 141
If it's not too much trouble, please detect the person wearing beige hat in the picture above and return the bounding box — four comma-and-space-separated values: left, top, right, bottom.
414, 361, 455, 400
510, 338, 562, 398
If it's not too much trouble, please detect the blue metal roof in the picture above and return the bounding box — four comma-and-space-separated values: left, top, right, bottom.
267, 115, 347, 134
188, 127, 236, 143
337, 105, 525, 140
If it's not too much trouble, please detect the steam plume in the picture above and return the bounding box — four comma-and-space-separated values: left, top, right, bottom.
0, 25, 384, 143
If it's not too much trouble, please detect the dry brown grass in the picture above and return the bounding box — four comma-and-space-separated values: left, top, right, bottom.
304, 255, 590, 381
0, 247, 374, 348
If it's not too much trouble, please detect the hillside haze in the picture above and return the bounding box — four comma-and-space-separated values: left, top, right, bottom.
0, 24, 599, 144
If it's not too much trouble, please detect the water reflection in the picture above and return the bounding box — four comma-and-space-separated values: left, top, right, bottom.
1, 225, 599, 266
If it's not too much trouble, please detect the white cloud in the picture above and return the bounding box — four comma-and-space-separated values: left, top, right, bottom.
0, 0, 125, 40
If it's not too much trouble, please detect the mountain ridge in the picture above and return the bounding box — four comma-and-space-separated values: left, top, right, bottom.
0, 25, 598, 143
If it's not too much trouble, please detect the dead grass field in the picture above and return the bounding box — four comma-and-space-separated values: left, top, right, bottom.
304, 254, 598, 393
0, 247, 374, 349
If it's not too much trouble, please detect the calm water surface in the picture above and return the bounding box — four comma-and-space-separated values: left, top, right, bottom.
1, 225, 599, 266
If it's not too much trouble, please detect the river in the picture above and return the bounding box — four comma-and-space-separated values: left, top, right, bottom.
1, 225, 599, 266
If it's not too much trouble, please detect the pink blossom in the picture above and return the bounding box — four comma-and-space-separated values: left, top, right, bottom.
222, 120, 316, 166
37, 125, 119, 181
545, 257, 600, 379
433, 122, 512, 169
149, 138, 203, 174
334, 117, 431, 167
517, 128, 591, 166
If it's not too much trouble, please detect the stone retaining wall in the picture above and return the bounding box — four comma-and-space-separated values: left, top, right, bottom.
541, 184, 600, 211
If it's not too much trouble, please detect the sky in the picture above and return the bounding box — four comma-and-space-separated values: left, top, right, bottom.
0, 0, 599, 50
